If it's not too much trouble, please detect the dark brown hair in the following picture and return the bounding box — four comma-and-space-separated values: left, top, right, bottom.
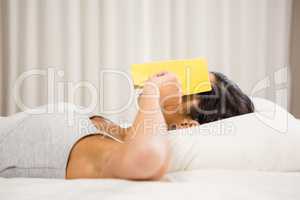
190, 72, 254, 124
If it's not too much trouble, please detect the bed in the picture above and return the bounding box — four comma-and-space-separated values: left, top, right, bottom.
1, 170, 300, 200
1, 98, 300, 199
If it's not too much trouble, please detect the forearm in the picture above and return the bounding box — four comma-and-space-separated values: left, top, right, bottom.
125, 92, 168, 143
111, 91, 170, 179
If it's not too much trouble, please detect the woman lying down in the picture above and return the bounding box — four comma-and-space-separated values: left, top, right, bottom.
0, 72, 254, 180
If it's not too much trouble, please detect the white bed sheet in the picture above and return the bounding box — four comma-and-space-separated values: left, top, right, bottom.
1, 170, 299, 200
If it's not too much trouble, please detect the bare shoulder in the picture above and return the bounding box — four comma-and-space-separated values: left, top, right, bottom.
66, 134, 119, 179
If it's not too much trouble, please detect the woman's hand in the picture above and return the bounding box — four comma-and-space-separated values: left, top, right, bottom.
142, 72, 183, 113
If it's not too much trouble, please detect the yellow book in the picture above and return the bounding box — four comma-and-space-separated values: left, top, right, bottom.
131, 58, 212, 95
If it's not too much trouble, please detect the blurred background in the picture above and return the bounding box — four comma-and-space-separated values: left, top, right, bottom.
0, 0, 299, 122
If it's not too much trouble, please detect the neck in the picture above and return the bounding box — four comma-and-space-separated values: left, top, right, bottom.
163, 111, 192, 127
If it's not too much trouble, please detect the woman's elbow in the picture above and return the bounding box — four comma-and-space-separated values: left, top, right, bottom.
123, 139, 170, 180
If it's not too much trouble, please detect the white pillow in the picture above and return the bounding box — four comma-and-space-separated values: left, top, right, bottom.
167, 98, 300, 172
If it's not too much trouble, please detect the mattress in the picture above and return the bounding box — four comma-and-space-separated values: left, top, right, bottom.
1, 170, 299, 200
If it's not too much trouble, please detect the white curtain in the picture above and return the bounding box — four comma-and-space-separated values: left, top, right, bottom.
0, 0, 293, 122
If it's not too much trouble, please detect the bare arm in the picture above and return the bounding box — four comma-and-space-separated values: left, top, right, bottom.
67, 72, 182, 180
105, 72, 182, 179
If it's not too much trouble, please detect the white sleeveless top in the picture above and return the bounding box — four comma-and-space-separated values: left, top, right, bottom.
0, 103, 98, 178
